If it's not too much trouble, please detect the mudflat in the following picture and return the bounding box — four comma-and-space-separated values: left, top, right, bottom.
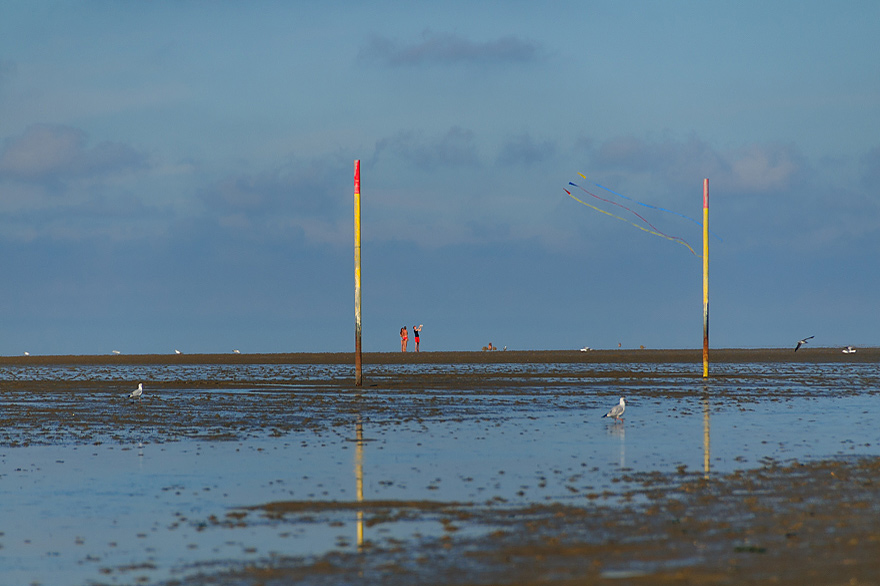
2, 349, 878, 585
2, 347, 878, 366
211, 457, 880, 586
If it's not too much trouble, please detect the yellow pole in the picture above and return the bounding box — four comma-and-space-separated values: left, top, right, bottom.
702, 179, 709, 378
354, 160, 363, 386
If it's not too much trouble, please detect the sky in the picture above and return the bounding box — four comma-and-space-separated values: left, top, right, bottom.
1, 1, 878, 355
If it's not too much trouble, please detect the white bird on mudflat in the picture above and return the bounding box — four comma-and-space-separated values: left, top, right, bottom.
129, 383, 143, 399
603, 397, 626, 420
794, 336, 814, 352
842, 346, 857, 354
175, 349, 182, 355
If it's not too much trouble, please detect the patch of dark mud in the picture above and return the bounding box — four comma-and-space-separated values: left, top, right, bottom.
164, 456, 880, 586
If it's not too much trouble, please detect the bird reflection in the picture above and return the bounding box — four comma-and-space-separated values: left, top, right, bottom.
606, 420, 625, 468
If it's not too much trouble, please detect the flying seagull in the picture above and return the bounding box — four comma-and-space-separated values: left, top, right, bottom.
603, 397, 626, 420
129, 383, 143, 399
794, 336, 814, 352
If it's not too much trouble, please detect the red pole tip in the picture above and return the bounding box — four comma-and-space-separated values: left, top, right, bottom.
354, 160, 360, 193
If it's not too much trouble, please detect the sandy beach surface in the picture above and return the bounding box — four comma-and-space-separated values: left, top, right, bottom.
1, 348, 878, 585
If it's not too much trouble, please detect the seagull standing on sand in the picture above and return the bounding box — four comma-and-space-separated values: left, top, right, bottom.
603, 397, 626, 420
794, 336, 814, 352
129, 383, 143, 399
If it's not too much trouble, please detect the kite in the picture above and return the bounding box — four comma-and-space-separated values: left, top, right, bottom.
563, 173, 721, 257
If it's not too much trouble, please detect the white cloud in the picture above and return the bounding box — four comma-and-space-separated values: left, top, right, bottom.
0, 124, 84, 179
372, 127, 480, 169
199, 155, 351, 244
0, 124, 148, 182
728, 144, 802, 193
593, 133, 803, 195
861, 144, 880, 188
496, 133, 557, 167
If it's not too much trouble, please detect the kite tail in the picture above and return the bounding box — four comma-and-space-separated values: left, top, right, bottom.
564, 188, 699, 257
569, 182, 694, 249
579, 173, 723, 242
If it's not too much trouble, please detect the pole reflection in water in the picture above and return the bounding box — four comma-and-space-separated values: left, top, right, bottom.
702, 393, 711, 479
355, 416, 364, 551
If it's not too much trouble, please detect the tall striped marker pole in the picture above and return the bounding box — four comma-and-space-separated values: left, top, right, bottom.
354, 160, 363, 386
702, 178, 709, 378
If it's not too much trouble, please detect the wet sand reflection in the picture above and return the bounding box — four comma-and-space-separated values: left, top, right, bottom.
355, 415, 364, 550
703, 393, 711, 479
607, 420, 625, 468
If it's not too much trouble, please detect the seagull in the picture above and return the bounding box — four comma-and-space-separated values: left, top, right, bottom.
580, 346, 592, 352
842, 346, 857, 354
603, 397, 626, 420
129, 383, 143, 399
794, 336, 814, 352
175, 349, 182, 355
233, 349, 240, 354
112, 350, 121, 355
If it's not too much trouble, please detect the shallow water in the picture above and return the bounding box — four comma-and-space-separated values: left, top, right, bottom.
1, 360, 878, 585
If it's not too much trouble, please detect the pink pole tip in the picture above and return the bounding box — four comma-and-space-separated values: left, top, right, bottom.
354, 160, 360, 193
703, 178, 709, 208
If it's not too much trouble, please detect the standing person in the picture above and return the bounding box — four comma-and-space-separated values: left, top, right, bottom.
413, 325, 423, 352
400, 326, 408, 352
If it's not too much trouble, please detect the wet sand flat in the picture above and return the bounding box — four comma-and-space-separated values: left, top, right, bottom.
217, 457, 880, 586
3, 347, 879, 366
1, 349, 879, 585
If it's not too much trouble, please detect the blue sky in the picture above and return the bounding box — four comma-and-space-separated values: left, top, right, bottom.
1, 1, 878, 355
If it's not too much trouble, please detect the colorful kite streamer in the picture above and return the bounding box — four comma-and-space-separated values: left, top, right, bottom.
568, 182, 692, 249
582, 173, 722, 242
563, 173, 720, 257
564, 186, 699, 256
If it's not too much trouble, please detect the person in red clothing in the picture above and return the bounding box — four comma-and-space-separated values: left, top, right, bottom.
400, 326, 408, 352
413, 325, 423, 352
